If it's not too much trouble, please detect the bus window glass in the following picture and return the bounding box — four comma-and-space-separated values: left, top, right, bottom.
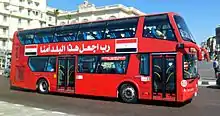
77, 22, 106, 41
35, 32, 54, 44
183, 54, 198, 79
55, 25, 79, 42
174, 15, 195, 42
105, 18, 138, 39
18, 33, 34, 45
97, 55, 129, 74
28, 57, 48, 72
55, 30, 78, 42
45, 57, 56, 72
143, 15, 176, 41
140, 54, 150, 75
78, 56, 98, 73
34, 28, 55, 44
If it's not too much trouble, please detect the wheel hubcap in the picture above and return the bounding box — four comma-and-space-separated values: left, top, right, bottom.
39, 81, 47, 92
122, 87, 135, 99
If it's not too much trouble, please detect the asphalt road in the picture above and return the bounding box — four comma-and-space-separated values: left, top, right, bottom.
0, 75, 220, 116
0, 61, 218, 116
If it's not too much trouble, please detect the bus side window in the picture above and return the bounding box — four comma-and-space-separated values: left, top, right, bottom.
140, 54, 150, 76
143, 15, 176, 41
28, 57, 48, 72
55, 25, 79, 42
45, 57, 56, 72
78, 22, 106, 41
97, 55, 129, 74
78, 56, 98, 73
18, 31, 35, 45
28, 57, 56, 72
105, 18, 138, 39
35, 33, 54, 44
55, 31, 77, 42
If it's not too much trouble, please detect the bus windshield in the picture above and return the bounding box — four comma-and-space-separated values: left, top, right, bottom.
174, 15, 196, 43
183, 54, 198, 79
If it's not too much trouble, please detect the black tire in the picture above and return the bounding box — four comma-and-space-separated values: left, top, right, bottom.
37, 79, 49, 94
119, 84, 138, 103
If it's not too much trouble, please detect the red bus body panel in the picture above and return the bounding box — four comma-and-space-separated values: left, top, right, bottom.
10, 12, 204, 103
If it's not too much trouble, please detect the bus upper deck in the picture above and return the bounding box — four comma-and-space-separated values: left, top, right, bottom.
14, 12, 209, 59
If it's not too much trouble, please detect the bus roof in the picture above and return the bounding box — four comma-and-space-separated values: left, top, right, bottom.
16, 12, 180, 34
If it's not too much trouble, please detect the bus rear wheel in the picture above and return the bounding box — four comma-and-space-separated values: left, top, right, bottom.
119, 84, 138, 103
37, 79, 49, 94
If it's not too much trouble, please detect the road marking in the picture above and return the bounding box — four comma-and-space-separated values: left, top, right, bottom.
0, 100, 77, 116
32, 107, 44, 111
0, 101, 6, 104
14, 104, 24, 107
52, 111, 67, 115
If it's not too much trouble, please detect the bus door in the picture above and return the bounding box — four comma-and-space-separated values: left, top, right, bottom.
152, 54, 176, 101
57, 56, 76, 92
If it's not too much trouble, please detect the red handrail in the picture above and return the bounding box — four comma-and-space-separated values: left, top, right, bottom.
177, 42, 210, 62
182, 43, 202, 61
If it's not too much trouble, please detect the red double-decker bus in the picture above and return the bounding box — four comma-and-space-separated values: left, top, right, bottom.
10, 12, 209, 104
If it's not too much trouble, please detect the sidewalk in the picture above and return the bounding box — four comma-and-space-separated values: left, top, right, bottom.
0, 101, 77, 116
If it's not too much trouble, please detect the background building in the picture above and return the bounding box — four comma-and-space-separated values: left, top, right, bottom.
201, 26, 220, 60
0, 0, 145, 69
0, 0, 49, 69
57, 0, 145, 25
203, 36, 217, 59
215, 26, 220, 59
46, 7, 65, 26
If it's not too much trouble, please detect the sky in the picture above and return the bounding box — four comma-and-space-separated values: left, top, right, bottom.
47, 0, 220, 44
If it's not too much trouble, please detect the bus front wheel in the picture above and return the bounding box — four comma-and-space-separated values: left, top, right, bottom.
119, 83, 138, 103
37, 79, 49, 94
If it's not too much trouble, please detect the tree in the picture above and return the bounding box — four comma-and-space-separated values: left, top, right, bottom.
53, 9, 59, 25
65, 14, 72, 24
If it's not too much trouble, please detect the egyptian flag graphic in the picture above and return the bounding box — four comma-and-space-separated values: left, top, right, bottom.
25, 45, 38, 56
115, 38, 138, 53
